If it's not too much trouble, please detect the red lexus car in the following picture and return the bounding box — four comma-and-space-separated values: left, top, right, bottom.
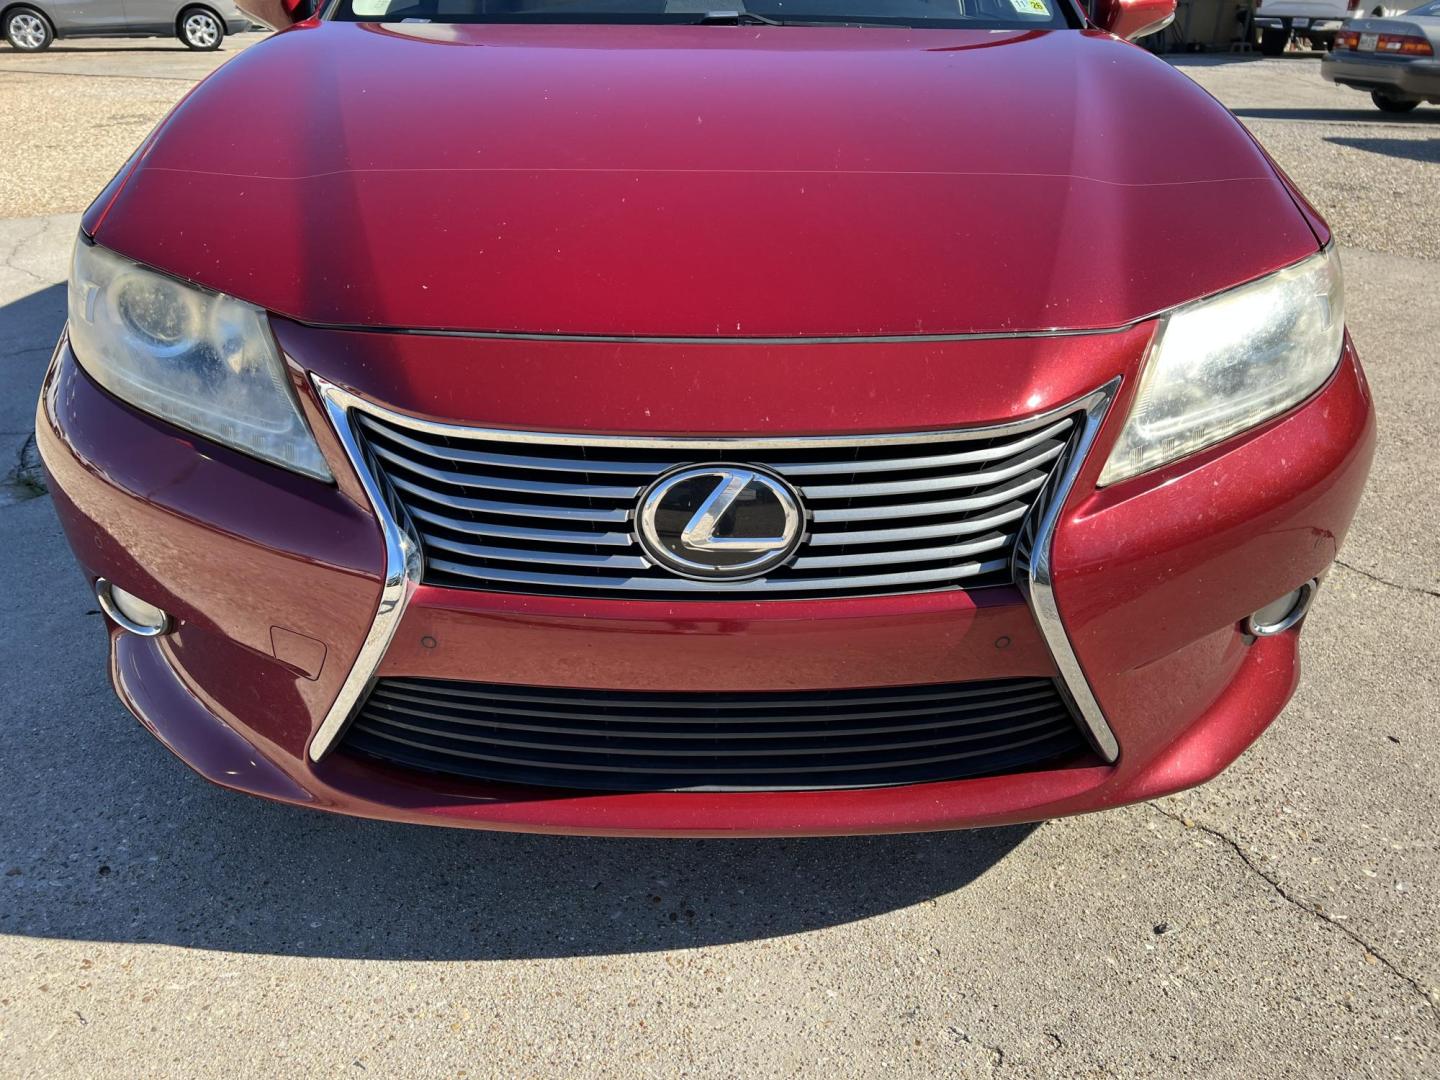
38, 0, 1375, 836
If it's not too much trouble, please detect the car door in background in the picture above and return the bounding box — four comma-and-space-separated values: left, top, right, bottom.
121, 0, 179, 34
46, 0, 128, 34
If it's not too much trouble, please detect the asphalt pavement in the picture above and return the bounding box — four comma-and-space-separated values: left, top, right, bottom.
0, 41, 1436, 1079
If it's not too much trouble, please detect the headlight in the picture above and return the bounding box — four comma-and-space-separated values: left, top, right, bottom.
67, 238, 331, 480
1099, 247, 1344, 486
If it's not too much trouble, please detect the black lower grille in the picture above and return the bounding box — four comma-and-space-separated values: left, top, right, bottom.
342, 677, 1089, 792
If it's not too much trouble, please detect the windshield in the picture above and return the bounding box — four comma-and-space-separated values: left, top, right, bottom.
331, 0, 1079, 30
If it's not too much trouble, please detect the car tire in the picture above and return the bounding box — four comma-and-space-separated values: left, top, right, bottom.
1259, 27, 1289, 55
178, 6, 224, 50
1371, 91, 1420, 113
3, 6, 54, 50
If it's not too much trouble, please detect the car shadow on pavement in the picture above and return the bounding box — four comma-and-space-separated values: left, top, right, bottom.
1324, 136, 1440, 163
1164, 53, 1323, 68
0, 283, 64, 354
1, 285, 64, 432
0, 483, 1038, 963
13, 45, 201, 54
1232, 106, 1439, 122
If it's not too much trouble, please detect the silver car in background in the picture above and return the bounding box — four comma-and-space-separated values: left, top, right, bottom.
3, 0, 251, 51
1322, 0, 1440, 110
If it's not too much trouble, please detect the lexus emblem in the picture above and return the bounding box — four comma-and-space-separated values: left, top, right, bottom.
637, 466, 804, 580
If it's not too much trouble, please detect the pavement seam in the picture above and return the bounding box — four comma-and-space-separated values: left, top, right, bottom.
1335, 558, 1440, 600
1147, 801, 1440, 1023
0, 66, 199, 83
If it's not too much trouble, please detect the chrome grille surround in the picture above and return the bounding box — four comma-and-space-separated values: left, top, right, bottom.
308, 376, 1122, 767
346, 404, 1081, 600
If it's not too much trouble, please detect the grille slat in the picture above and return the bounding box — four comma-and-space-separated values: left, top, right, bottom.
364, 702, 1067, 744
809, 474, 1048, 523
796, 441, 1064, 499
425, 556, 1012, 593
772, 418, 1074, 476
423, 533, 651, 569
353, 408, 1077, 599
388, 474, 632, 522
406, 504, 635, 547
369, 443, 643, 500
379, 676, 1054, 709
343, 676, 1090, 792
361, 709, 1066, 756
357, 417, 667, 475
369, 685, 1062, 726
791, 531, 1011, 570
804, 502, 1028, 546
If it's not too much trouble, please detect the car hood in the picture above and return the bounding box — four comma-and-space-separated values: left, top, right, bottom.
92, 22, 1320, 337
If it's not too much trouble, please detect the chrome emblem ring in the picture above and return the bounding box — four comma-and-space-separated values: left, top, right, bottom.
637, 465, 804, 580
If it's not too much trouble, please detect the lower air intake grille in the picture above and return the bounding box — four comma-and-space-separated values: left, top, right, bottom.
342, 677, 1090, 792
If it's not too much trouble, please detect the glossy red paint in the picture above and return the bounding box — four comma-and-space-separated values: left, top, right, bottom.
39, 17, 1378, 835
39, 327, 1374, 834
89, 23, 1320, 337
378, 585, 1058, 693
269, 318, 1158, 434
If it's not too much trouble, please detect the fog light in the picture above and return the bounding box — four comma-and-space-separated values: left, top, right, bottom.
1245, 579, 1318, 637
96, 578, 170, 636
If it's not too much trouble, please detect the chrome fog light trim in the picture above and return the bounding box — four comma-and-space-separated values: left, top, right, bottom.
1246, 579, 1318, 637
96, 578, 171, 636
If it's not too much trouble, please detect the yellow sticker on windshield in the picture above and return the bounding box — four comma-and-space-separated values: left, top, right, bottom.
1009, 0, 1050, 12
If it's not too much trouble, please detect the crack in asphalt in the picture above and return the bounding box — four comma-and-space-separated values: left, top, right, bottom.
1, 216, 63, 288
0, 345, 55, 362
0, 434, 46, 507
1335, 559, 1440, 600
1148, 801, 1439, 1023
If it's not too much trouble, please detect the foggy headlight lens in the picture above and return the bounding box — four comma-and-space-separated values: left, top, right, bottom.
67, 238, 331, 480
1100, 247, 1344, 486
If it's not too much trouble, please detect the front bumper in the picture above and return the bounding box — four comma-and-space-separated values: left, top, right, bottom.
37, 320, 1375, 836
1322, 54, 1440, 99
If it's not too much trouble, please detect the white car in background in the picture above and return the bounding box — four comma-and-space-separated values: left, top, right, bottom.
1322, 0, 1440, 110
1254, 0, 1403, 52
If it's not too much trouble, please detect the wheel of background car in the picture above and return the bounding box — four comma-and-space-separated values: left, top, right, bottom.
178, 7, 224, 50
1371, 91, 1420, 113
1259, 26, 1288, 55
3, 6, 53, 50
